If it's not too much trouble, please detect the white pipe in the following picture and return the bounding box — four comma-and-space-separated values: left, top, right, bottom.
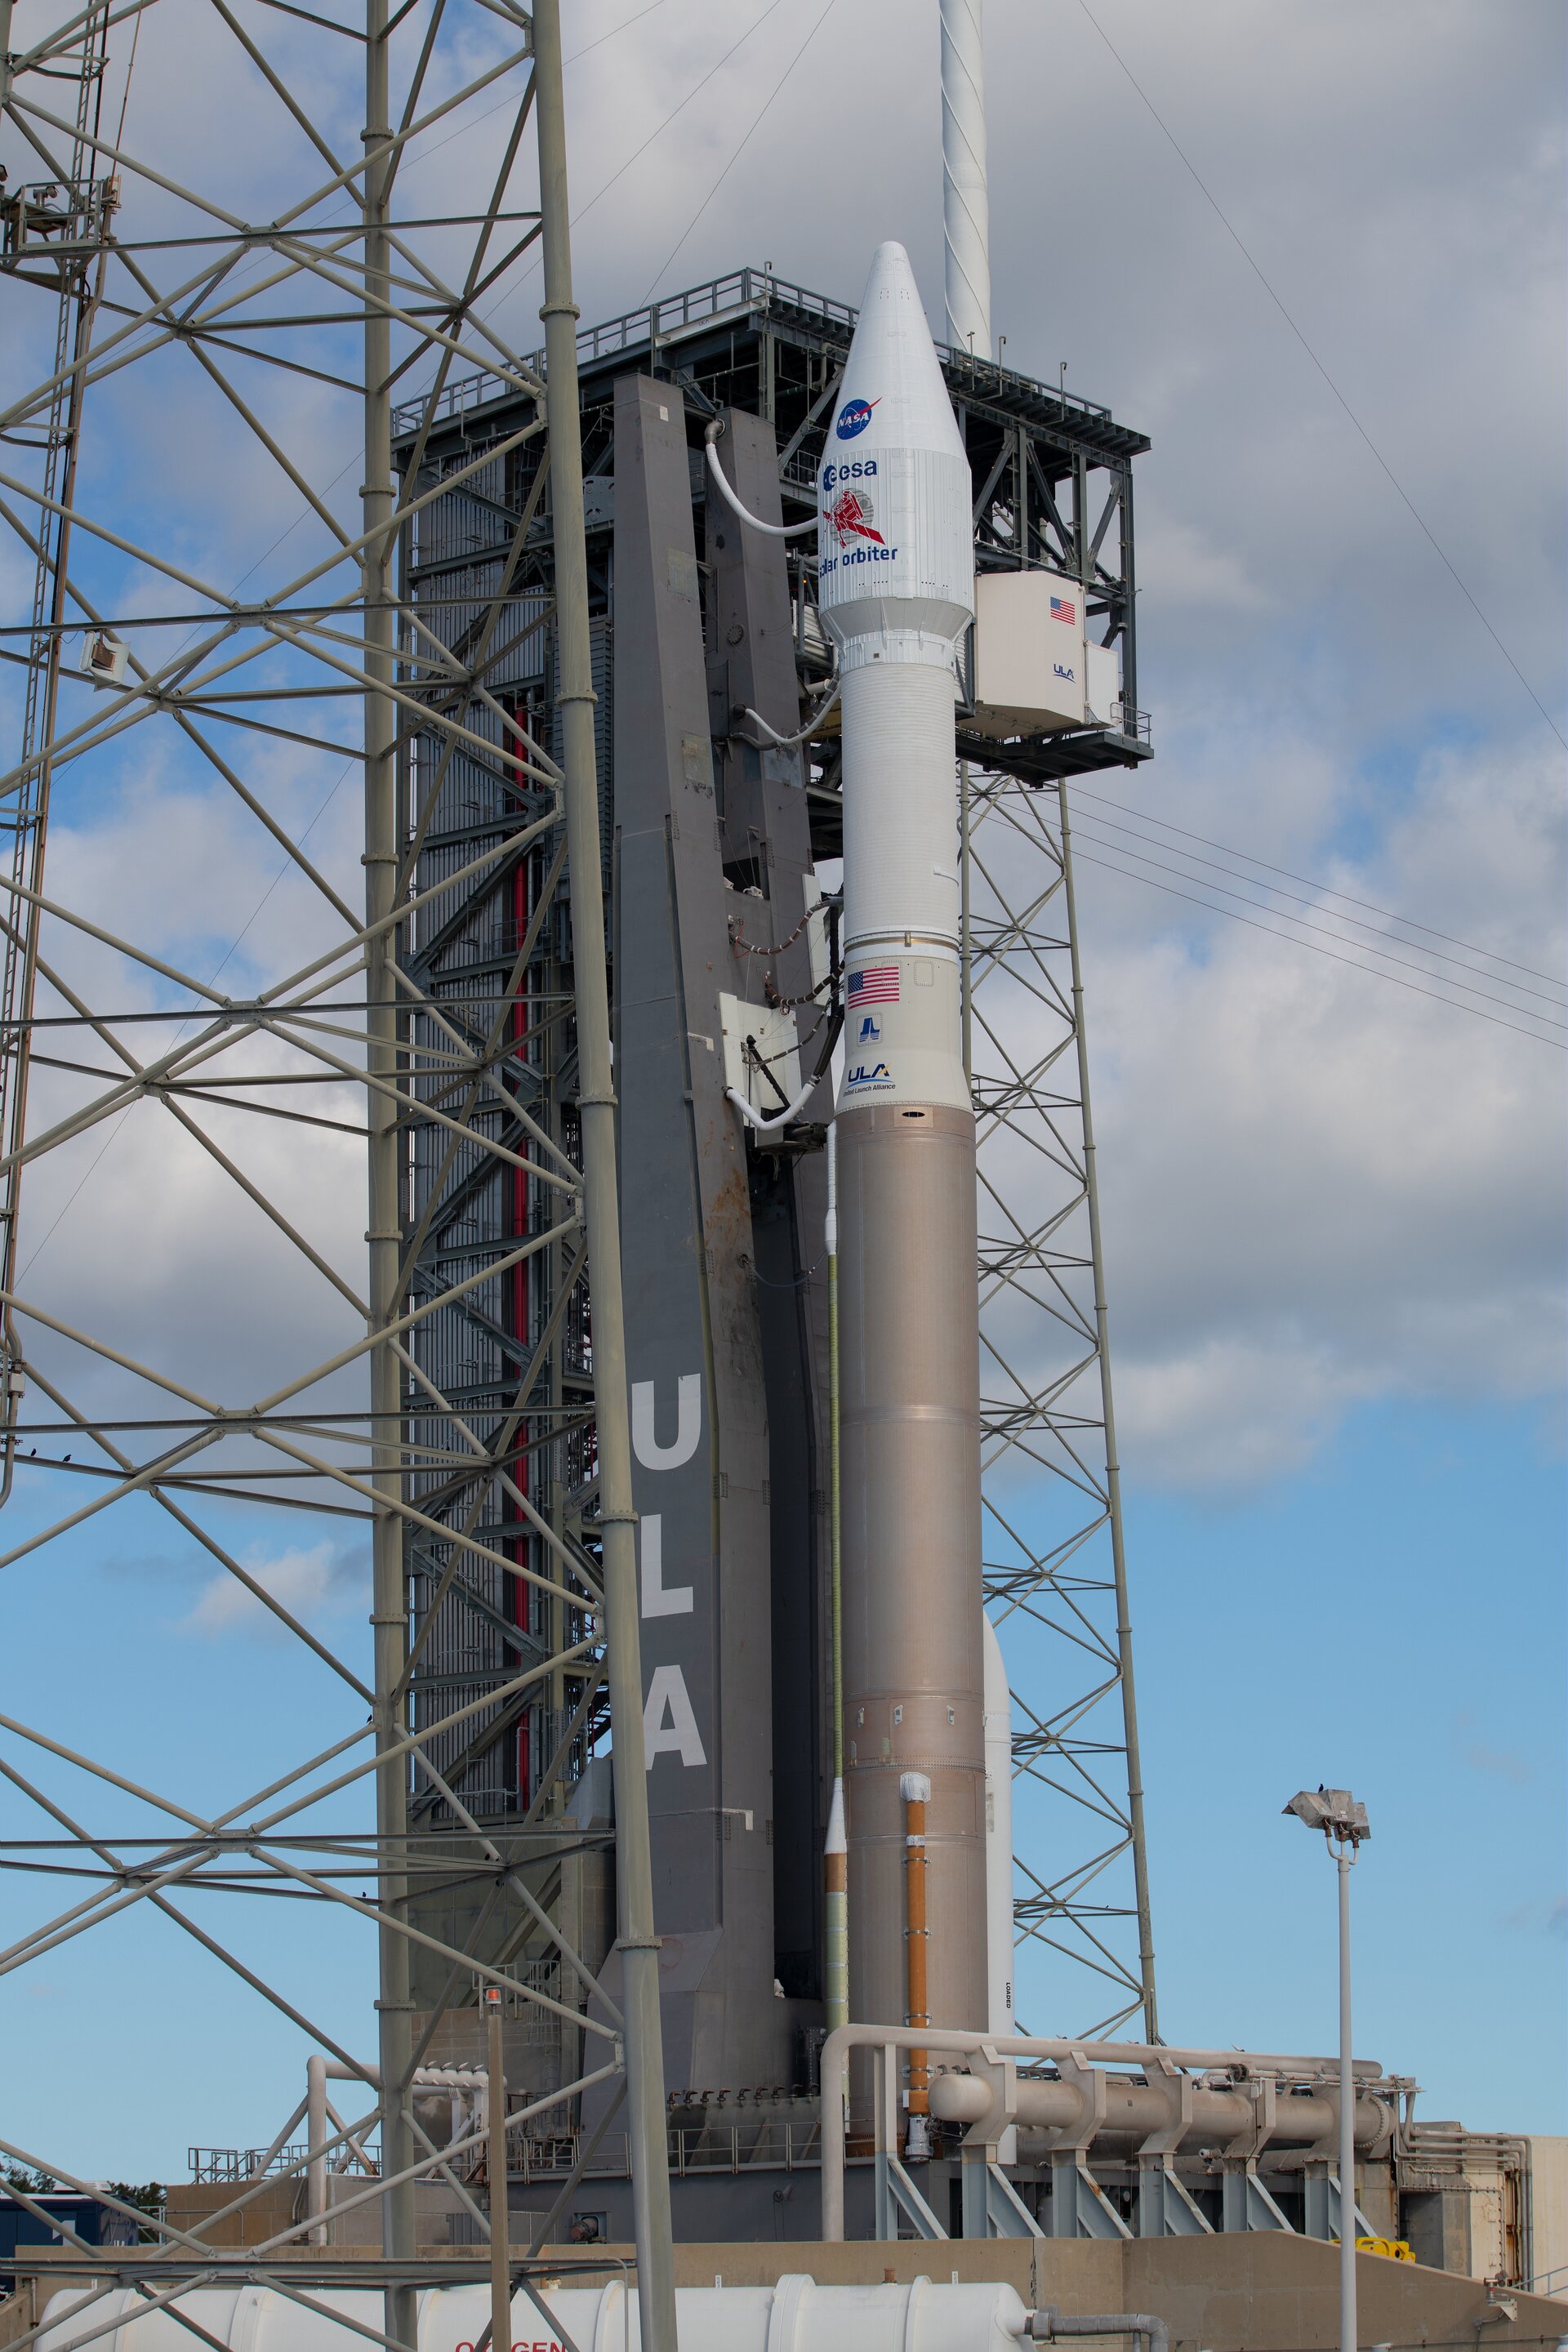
817, 2022, 1388, 2240
929, 2070, 1389, 2146
740, 681, 840, 749
1339, 1848, 1357, 2352
316, 2061, 488, 2086
982, 1617, 1013, 2039
305, 2056, 327, 2247
725, 1079, 818, 1134
981, 1616, 1015, 2162
704, 427, 817, 539
38, 2280, 1036, 2352
941, 0, 991, 358
305, 2059, 487, 2244
824, 1118, 838, 1256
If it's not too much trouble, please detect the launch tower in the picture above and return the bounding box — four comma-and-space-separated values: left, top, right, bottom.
392, 257, 1157, 2185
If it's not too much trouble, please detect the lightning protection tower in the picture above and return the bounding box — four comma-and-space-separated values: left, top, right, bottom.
0, 0, 677, 2341
391, 263, 1160, 2149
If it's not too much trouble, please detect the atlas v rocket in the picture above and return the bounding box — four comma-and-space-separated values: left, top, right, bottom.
818, 243, 989, 2037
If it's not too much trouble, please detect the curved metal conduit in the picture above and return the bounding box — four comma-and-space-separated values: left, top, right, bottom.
1031, 2313, 1169, 2352
704, 421, 843, 748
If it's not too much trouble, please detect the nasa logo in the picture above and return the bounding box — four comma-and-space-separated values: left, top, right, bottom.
835, 396, 879, 441
1053, 663, 1076, 682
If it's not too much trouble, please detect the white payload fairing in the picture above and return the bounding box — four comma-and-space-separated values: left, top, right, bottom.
818, 243, 988, 2041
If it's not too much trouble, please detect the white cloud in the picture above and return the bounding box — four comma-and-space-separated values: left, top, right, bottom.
973, 727, 1564, 1490
1112, 1339, 1380, 1490
182, 1539, 366, 1635
3, 0, 1562, 1505
1136, 514, 1272, 617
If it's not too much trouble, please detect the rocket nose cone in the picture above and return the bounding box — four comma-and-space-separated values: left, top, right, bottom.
860, 238, 922, 323
841, 241, 963, 459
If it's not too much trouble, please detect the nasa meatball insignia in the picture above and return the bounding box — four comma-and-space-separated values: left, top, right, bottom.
835, 394, 880, 439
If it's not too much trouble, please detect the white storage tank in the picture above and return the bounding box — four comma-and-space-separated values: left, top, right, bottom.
40, 2278, 1034, 2352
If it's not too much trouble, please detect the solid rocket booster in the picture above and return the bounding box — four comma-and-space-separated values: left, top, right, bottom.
818, 242, 987, 2037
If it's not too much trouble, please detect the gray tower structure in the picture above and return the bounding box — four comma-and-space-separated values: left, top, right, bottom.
611, 376, 825, 2091
393, 265, 1156, 2142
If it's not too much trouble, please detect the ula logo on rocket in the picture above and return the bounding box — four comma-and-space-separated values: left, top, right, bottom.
835, 396, 880, 440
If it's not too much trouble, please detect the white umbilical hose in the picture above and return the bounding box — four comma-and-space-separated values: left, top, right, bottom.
705, 424, 818, 538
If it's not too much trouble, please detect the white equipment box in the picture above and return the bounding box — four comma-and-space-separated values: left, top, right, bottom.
971, 568, 1089, 733
82, 629, 130, 687
1085, 638, 1120, 725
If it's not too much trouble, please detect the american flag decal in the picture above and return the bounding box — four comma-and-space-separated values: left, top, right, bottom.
848, 965, 899, 1006
1049, 594, 1077, 626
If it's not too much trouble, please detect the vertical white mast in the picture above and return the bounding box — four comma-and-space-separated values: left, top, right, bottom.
941, 0, 991, 357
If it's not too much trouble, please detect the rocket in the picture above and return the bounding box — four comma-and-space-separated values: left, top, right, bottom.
818, 243, 988, 2046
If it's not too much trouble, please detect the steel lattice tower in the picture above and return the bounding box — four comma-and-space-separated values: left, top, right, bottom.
965, 767, 1157, 2039
0, 0, 676, 2336
1, 0, 1157, 2281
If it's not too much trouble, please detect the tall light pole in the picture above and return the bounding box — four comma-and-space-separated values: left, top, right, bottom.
1285, 1786, 1371, 2352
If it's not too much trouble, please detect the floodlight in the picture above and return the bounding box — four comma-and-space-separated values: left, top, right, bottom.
1283, 1786, 1370, 1846
1282, 1782, 1374, 2352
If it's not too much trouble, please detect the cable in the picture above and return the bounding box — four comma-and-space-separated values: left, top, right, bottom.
563, 0, 679, 69
1063, 811, 1566, 1014
1067, 782, 1567, 994
390, 0, 681, 186
539, 0, 791, 256
399, 2, 803, 433
18, 758, 358, 1277
456, 0, 799, 370
1071, 0, 1566, 754
1066, 822, 1566, 1028
111, 4, 141, 150
642, 0, 840, 302
1060, 844, 1564, 1051
13, 2, 688, 1275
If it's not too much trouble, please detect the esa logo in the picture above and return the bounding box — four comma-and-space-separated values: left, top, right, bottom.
1053, 663, 1076, 682
821, 458, 877, 492
835, 396, 880, 441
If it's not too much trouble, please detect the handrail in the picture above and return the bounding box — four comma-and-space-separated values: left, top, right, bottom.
392, 264, 1116, 439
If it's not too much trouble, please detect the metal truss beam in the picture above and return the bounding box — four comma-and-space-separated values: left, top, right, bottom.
964, 768, 1158, 2040
0, 0, 673, 2340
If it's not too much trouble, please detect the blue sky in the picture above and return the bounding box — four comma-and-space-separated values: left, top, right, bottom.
0, 0, 1562, 2183
4, 1393, 1558, 2179
1120, 1396, 1565, 2136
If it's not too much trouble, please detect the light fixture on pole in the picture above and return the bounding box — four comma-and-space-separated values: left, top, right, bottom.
1285, 1787, 1371, 2352
483, 1983, 511, 2352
